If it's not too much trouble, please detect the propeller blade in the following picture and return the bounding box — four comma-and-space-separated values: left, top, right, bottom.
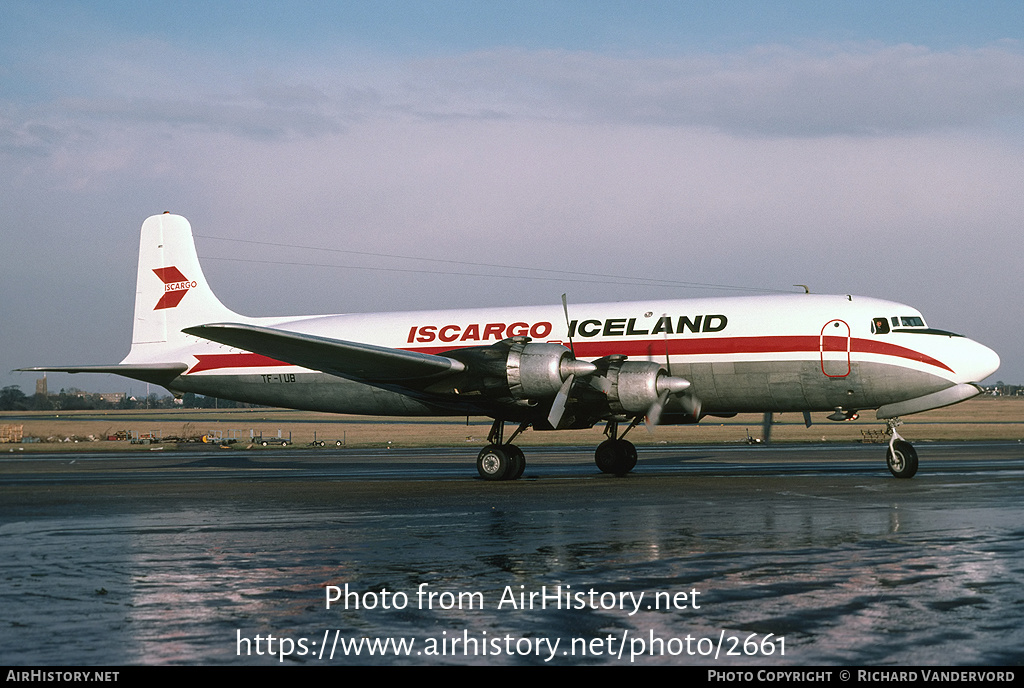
645, 389, 669, 432
662, 313, 673, 376
547, 373, 575, 429
561, 293, 575, 357
681, 393, 702, 420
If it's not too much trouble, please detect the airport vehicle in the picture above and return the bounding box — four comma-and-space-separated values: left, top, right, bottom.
22, 213, 1000, 480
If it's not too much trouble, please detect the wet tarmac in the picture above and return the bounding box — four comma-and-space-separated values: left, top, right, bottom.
2, 442, 1023, 665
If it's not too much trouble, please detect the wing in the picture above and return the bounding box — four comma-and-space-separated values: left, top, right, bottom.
183, 324, 695, 427
182, 323, 465, 384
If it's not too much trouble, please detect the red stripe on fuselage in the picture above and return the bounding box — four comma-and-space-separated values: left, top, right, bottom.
185, 335, 953, 374
190, 353, 292, 374
407, 335, 951, 372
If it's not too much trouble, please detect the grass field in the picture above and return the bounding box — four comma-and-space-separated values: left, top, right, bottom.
2, 397, 1021, 452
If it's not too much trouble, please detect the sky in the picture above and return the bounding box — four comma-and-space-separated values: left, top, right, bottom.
2, 1, 1023, 398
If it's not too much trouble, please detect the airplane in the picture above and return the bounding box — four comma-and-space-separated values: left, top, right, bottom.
20, 213, 1000, 481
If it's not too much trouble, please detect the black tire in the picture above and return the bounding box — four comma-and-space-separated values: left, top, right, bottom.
595, 439, 637, 475
477, 444, 512, 481
621, 440, 638, 473
886, 440, 919, 479
507, 445, 526, 480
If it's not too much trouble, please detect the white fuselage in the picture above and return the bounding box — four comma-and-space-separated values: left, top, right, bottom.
143, 293, 998, 420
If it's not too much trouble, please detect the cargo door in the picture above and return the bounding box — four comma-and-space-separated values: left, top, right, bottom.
820, 320, 851, 378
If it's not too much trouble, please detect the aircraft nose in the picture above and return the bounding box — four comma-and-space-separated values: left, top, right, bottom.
958, 338, 1000, 383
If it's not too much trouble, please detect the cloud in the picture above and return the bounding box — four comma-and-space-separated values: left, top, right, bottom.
396, 43, 1024, 135
4, 40, 1024, 159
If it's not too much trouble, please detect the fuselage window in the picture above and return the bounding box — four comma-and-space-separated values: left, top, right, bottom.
891, 317, 899, 327
871, 317, 890, 334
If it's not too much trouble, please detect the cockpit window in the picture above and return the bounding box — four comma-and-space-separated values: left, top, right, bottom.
900, 316, 925, 327
871, 317, 890, 335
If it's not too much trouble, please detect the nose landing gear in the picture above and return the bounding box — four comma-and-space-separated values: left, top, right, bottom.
884, 418, 919, 479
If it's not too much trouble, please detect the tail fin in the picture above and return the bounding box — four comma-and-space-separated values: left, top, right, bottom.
129, 213, 240, 351
20, 213, 238, 386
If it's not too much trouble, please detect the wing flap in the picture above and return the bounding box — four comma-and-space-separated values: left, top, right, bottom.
182, 323, 466, 384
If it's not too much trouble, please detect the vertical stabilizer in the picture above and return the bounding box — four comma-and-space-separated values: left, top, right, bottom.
130, 213, 239, 349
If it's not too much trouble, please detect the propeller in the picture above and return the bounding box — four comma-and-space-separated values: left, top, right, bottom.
547, 295, 597, 428
645, 313, 699, 431
546, 355, 599, 428
645, 373, 692, 431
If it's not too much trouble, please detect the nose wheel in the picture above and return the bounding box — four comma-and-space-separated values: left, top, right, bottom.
884, 418, 919, 479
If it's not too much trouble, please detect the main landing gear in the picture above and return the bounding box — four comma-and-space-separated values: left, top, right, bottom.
476, 420, 528, 481
477, 417, 643, 481
594, 418, 639, 476
884, 417, 919, 479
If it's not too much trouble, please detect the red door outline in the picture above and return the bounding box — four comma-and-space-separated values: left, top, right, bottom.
820, 320, 851, 378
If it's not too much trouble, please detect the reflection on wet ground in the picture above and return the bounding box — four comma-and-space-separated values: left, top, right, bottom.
2, 443, 1023, 665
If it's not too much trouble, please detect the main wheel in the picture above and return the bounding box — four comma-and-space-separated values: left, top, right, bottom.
595, 439, 638, 475
477, 444, 513, 481
507, 445, 526, 480
886, 440, 919, 479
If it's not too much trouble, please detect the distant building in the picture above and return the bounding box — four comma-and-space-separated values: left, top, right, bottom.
98, 393, 126, 403
36, 376, 47, 397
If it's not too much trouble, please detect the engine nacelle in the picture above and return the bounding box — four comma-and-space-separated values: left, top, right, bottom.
506, 341, 574, 401
448, 337, 594, 405
603, 360, 666, 415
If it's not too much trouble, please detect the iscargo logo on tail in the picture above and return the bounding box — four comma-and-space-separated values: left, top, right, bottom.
152, 267, 197, 310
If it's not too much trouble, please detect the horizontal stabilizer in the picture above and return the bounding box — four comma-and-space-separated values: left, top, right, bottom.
16, 363, 188, 387
183, 323, 466, 384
